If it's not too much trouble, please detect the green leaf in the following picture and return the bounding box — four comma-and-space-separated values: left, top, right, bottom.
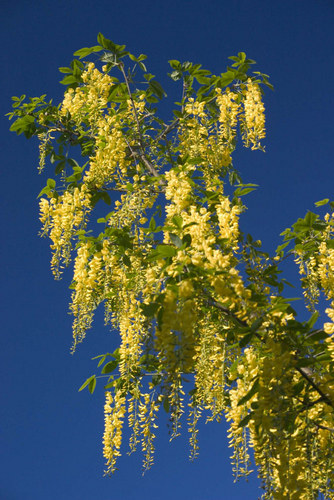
73, 46, 102, 59
47, 178, 56, 189
59, 67, 72, 74
88, 376, 97, 394
149, 80, 166, 99
297, 357, 318, 368
306, 330, 328, 342
234, 184, 258, 197
276, 241, 289, 254
55, 160, 66, 175
157, 245, 177, 258
315, 198, 329, 207
306, 311, 319, 329
9, 115, 35, 135
112, 348, 121, 362
139, 354, 159, 371
37, 186, 51, 198
168, 60, 181, 70
238, 411, 254, 428
314, 353, 332, 363
97, 33, 117, 51
97, 355, 107, 367
92, 191, 112, 205
237, 379, 259, 406
171, 215, 183, 229
239, 331, 254, 348
182, 234, 192, 247
195, 75, 211, 84
149, 217, 156, 231
163, 397, 170, 413
60, 75, 79, 86
92, 353, 108, 360
78, 375, 95, 392
250, 318, 263, 332
140, 302, 160, 317
220, 71, 236, 87
144, 73, 155, 81
292, 380, 305, 396
138, 61, 147, 72
67, 158, 80, 168
101, 360, 118, 374
122, 254, 131, 267
104, 379, 116, 389
169, 233, 183, 248
292, 211, 318, 233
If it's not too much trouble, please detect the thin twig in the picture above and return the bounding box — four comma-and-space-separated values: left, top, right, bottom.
156, 119, 180, 141
311, 421, 334, 433
119, 62, 163, 182
206, 297, 249, 328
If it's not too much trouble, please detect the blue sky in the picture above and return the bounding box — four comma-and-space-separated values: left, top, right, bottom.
1, 1, 334, 499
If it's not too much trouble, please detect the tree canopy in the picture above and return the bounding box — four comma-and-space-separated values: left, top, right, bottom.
8, 33, 334, 499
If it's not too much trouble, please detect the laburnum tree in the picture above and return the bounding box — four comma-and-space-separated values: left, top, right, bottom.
8, 33, 334, 499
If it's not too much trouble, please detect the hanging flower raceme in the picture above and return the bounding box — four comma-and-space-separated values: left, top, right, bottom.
61, 62, 113, 126
39, 185, 91, 278
103, 391, 126, 475
241, 79, 266, 150
216, 87, 240, 143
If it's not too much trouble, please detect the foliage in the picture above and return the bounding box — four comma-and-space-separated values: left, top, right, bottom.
8, 33, 334, 499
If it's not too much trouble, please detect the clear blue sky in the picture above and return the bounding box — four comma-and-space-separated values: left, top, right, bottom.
1, 1, 334, 499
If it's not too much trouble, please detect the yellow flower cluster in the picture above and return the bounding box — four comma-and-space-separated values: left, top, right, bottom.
225, 348, 258, 478
187, 405, 201, 461
61, 63, 113, 125
216, 88, 240, 143
178, 84, 266, 178
251, 340, 318, 498
37, 128, 56, 173
155, 288, 179, 370
318, 240, 334, 337
110, 187, 157, 232
128, 395, 141, 454
84, 114, 130, 188
216, 196, 242, 248
242, 80, 266, 150
118, 291, 146, 384
70, 241, 103, 350
295, 212, 334, 357
180, 96, 232, 172
193, 318, 230, 420
165, 168, 193, 220
103, 391, 126, 475
296, 252, 321, 309
39, 185, 91, 278
138, 393, 159, 472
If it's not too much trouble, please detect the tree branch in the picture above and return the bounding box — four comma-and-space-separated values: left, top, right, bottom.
156, 119, 179, 141
119, 63, 164, 183
296, 366, 334, 409
205, 297, 249, 329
